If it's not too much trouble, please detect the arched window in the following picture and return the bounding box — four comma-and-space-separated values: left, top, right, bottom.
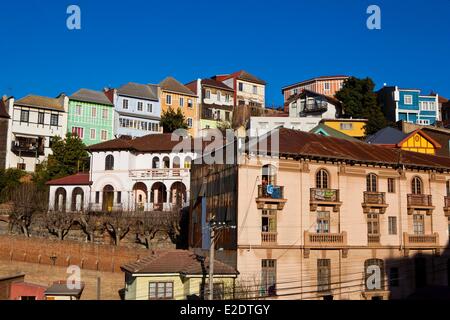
262, 164, 277, 185
163, 156, 170, 169
105, 155, 114, 171
71, 187, 84, 212
184, 156, 192, 169
364, 259, 385, 290
152, 157, 160, 169
366, 174, 378, 192
102, 185, 114, 212
54, 187, 67, 212
412, 177, 423, 195
316, 169, 329, 189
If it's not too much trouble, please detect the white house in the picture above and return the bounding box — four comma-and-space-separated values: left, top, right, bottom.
5, 94, 68, 172
47, 134, 202, 213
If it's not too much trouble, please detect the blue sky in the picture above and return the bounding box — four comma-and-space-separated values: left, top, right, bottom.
0, 0, 449, 107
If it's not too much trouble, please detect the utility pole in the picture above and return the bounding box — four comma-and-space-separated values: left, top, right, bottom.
208, 218, 215, 301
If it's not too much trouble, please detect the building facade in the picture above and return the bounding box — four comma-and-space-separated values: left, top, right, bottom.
159, 77, 199, 136
0, 97, 11, 169
68, 89, 115, 146
189, 128, 450, 300
5, 94, 68, 172
378, 86, 440, 125
105, 82, 162, 138
320, 119, 368, 139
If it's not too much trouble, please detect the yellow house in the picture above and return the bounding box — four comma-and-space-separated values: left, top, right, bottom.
159, 77, 199, 137
320, 119, 368, 138
121, 250, 238, 300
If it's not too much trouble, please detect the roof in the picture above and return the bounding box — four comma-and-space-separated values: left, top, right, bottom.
70, 89, 113, 106
216, 70, 266, 85
46, 173, 91, 186
185, 78, 234, 95
251, 128, 450, 171
121, 250, 238, 276
320, 118, 368, 123
366, 127, 408, 145
310, 123, 360, 142
117, 82, 159, 101
45, 281, 84, 296
0, 98, 10, 119
87, 133, 211, 153
285, 89, 341, 106
159, 77, 197, 96
15, 95, 65, 112
282, 75, 349, 92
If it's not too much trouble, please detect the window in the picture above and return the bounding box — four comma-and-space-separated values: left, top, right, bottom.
317, 259, 331, 292
293, 88, 298, 95
17, 163, 26, 170
262, 164, 277, 185
216, 91, 221, 102
238, 82, 243, 92
95, 191, 100, 204
166, 94, 172, 105
90, 129, 96, 140
205, 90, 211, 99
75, 104, 82, 116
72, 127, 84, 139
340, 123, 353, 130
262, 210, 277, 233
388, 178, 395, 193
316, 169, 329, 189
238, 100, 245, 106
38, 112, 45, 125
117, 191, 122, 204
101, 130, 108, 141
323, 82, 331, 91
388, 217, 397, 235
390, 267, 399, 287
187, 118, 193, 128
225, 95, 230, 103
102, 108, 108, 119
253, 85, 257, 94
366, 174, 378, 192
149, 282, 173, 300
225, 111, 230, 122
50, 114, 59, 126
123, 99, 129, 109
412, 177, 423, 194
200, 282, 224, 300
404, 95, 413, 105
20, 110, 29, 123
187, 99, 193, 108
92, 107, 97, 118
367, 213, 379, 236
316, 211, 330, 234
147, 103, 153, 113
105, 155, 114, 171
413, 214, 424, 235
184, 157, 192, 169
137, 101, 143, 111
261, 259, 276, 297
179, 97, 184, 107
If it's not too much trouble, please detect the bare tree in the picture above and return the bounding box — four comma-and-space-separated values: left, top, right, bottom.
76, 211, 105, 242
39, 211, 74, 240
8, 183, 47, 237
103, 210, 134, 246
134, 210, 180, 249
166, 210, 181, 244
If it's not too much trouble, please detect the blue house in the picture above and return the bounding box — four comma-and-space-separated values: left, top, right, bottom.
377, 86, 440, 125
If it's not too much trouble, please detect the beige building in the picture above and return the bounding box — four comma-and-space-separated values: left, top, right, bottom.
189, 128, 450, 300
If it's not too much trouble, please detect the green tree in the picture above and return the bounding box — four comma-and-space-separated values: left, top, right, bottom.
0, 168, 26, 201
335, 77, 387, 136
160, 106, 188, 133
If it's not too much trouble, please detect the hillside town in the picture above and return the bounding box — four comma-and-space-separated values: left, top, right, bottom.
1, 71, 450, 301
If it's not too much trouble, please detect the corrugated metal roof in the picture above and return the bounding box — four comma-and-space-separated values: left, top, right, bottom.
70, 89, 113, 106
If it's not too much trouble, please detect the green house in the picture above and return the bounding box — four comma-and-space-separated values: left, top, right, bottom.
68, 89, 115, 145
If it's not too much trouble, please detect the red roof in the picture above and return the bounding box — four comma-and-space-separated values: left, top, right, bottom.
213, 70, 266, 85
46, 173, 91, 186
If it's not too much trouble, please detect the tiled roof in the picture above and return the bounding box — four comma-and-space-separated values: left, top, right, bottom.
46, 173, 91, 186
217, 70, 266, 85
282, 75, 349, 91
285, 89, 341, 106
0, 98, 10, 118
117, 82, 159, 101
121, 250, 237, 276
159, 77, 197, 96
252, 128, 450, 171
202, 78, 234, 91
310, 123, 360, 142
70, 89, 113, 106
15, 95, 65, 112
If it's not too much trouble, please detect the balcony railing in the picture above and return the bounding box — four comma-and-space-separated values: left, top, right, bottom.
129, 168, 190, 179
362, 192, 388, 213
256, 185, 286, 209
310, 189, 341, 211
261, 232, 277, 244
302, 101, 328, 114
304, 231, 347, 248
11, 144, 44, 157
368, 234, 380, 244
403, 232, 439, 249
407, 194, 434, 214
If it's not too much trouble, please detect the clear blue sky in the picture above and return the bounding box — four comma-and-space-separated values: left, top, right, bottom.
0, 0, 449, 107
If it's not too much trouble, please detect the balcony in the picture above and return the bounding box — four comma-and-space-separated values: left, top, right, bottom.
261, 232, 277, 245
304, 231, 347, 248
362, 192, 388, 214
407, 194, 434, 215
302, 101, 328, 114
403, 232, 439, 251
129, 168, 189, 180
256, 185, 287, 210
444, 197, 450, 216
11, 142, 44, 157
367, 234, 380, 245
310, 188, 342, 212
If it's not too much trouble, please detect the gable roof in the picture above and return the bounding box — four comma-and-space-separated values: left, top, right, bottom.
116, 82, 159, 101
121, 250, 237, 276
159, 77, 197, 96
70, 89, 113, 106
15, 95, 65, 112
251, 128, 450, 171
185, 78, 234, 94
366, 127, 441, 149
45, 281, 85, 297
216, 70, 266, 85
46, 173, 91, 186
0, 98, 10, 119
282, 75, 349, 92
285, 89, 341, 106
310, 123, 360, 142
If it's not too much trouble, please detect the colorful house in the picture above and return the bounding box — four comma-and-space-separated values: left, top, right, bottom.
377, 86, 440, 125
310, 123, 360, 142
366, 127, 441, 155
68, 89, 115, 146
121, 250, 238, 300
159, 77, 199, 136
319, 119, 367, 138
